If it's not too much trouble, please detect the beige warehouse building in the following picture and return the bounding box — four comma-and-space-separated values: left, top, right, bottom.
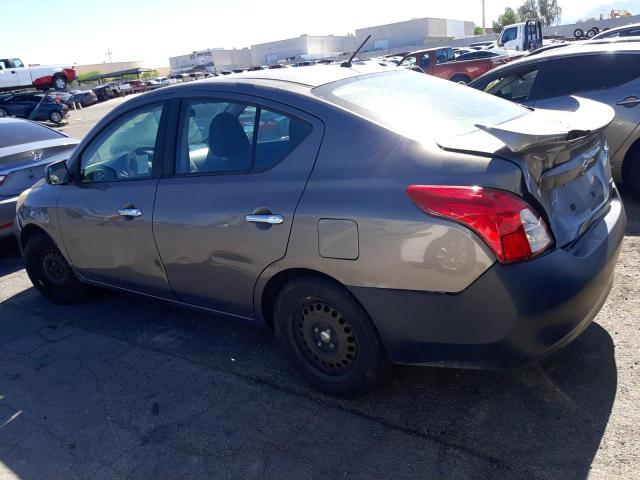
356, 17, 475, 53
251, 34, 357, 66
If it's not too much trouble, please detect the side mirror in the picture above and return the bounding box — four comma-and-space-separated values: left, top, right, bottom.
46, 160, 70, 185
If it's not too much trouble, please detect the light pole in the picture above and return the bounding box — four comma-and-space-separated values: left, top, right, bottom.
482, 0, 486, 34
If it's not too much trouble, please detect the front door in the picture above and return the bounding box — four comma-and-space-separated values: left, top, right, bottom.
57, 102, 172, 297
153, 96, 323, 317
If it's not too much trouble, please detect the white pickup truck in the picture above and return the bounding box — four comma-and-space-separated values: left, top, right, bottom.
0, 57, 77, 92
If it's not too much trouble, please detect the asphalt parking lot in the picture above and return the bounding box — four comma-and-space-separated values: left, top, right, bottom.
0, 94, 639, 479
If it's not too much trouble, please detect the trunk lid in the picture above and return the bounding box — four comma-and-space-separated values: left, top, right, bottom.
437, 97, 615, 247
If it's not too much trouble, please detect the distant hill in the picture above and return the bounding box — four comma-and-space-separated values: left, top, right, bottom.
567, 1, 640, 22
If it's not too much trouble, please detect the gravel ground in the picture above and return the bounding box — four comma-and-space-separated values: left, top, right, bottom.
0, 103, 638, 478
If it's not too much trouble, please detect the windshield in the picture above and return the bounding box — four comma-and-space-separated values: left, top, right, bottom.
312, 70, 528, 141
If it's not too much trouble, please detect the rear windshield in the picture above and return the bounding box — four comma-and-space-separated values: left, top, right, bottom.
312, 70, 528, 140
0, 121, 65, 148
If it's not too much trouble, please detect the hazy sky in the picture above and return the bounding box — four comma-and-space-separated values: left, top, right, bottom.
1, 0, 638, 67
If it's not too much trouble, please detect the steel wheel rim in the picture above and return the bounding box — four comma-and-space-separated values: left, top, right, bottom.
51, 112, 61, 123
54, 78, 65, 90
295, 299, 359, 376
41, 248, 71, 286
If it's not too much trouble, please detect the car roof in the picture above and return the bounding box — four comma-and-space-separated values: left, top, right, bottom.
167, 63, 396, 89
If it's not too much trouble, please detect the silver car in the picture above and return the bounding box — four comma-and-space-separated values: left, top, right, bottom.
15, 66, 625, 395
470, 41, 640, 196
0, 118, 78, 239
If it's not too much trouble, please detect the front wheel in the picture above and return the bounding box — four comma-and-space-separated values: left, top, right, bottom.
274, 277, 391, 396
24, 233, 90, 304
49, 110, 62, 124
52, 75, 67, 91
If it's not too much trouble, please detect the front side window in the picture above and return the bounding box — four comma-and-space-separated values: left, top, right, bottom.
12, 58, 24, 68
436, 50, 449, 64
176, 99, 312, 175
482, 67, 540, 103
81, 104, 163, 182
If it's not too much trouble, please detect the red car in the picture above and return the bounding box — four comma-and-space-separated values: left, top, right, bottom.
400, 47, 509, 84
128, 80, 148, 93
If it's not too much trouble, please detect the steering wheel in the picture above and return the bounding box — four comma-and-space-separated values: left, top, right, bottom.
122, 146, 155, 178
90, 166, 118, 182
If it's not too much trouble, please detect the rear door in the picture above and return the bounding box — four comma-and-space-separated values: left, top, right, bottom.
533, 53, 640, 160
153, 94, 323, 317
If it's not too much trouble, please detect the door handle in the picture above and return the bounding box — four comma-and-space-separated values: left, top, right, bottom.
245, 214, 284, 224
616, 96, 640, 107
117, 208, 142, 217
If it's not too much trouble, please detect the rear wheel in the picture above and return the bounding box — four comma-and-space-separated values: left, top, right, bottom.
49, 110, 62, 124
52, 75, 67, 91
450, 74, 471, 85
274, 277, 391, 396
24, 233, 90, 304
622, 144, 640, 198
574, 28, 585, 39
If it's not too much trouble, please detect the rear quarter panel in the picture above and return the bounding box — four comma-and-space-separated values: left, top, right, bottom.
257, 103, 528, 308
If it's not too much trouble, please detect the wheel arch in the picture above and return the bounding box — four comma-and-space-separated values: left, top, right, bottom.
259, 268, 351, 329
20, 223, 51, 250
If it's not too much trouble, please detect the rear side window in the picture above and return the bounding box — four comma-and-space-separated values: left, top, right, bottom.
176, 99, 311, 175
313, 70, 528, 140
539, 54, 640, 99
0, 121, 65, 148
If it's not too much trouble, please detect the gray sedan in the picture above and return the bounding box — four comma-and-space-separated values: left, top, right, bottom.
15, 66, 625, 395
0, 118, 78, 238
469, 41, 640, 196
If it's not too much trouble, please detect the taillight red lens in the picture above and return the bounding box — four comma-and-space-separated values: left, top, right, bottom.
406, 185, 553, 263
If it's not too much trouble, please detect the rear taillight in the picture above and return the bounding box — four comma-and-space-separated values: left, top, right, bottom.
406, 185, 553, 263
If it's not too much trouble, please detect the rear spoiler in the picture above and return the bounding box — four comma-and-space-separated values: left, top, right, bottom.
437, 97, 615, 154
474, 97, 615, 153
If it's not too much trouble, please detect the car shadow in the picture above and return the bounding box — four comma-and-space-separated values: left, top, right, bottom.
0, 283, 617, 479
0, 237, 23, 276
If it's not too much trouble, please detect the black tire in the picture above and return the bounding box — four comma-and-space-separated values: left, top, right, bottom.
450, 74, 471, 85
24, 233, 90, 304
49, 110, 62, 124
274, 277, 391, 396
574, 28, 585, 39
0, 107, 7, 118
52, 75, 67, 91
622, 144, 640, 198
587, 28, 598, 38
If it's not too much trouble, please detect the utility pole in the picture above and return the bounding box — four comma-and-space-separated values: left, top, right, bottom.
482, 0, 486, 34
106, 49, 113, 63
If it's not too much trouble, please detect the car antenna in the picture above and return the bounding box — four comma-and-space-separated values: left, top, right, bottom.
341, 35, 371, 67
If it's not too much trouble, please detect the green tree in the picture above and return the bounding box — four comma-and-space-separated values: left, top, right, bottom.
518, 0, 539, 21
474, 26, 485, 35
493, 6, 519, 29
538, 0, 562, 25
